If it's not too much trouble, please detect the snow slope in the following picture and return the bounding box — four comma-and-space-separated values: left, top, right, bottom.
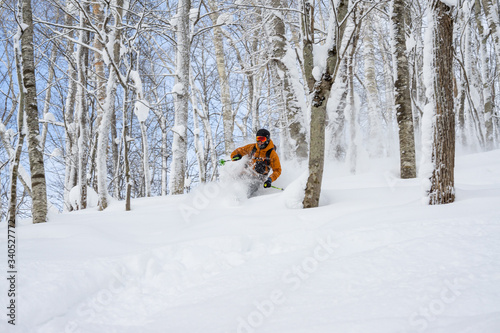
1, 150, 500, 333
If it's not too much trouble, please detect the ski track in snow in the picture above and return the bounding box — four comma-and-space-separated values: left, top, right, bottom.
1, 150, 500, 333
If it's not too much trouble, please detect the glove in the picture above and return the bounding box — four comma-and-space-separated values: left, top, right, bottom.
263, 177, 272, 188
232, 154, 242, 161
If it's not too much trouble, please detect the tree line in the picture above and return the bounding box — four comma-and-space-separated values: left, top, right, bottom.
1, 0, 499, 224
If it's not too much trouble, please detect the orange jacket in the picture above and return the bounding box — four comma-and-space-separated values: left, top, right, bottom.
230, 140, 282, 182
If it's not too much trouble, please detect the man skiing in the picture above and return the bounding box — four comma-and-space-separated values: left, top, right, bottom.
230, 129, 282, 197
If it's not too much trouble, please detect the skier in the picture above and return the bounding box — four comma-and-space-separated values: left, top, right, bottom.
230, 129, 282, 197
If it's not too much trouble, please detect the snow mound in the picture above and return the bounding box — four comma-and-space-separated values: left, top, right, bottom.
68, 186, 99, 210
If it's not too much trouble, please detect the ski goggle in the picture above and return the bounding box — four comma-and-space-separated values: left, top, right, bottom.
256, 136, 267, 143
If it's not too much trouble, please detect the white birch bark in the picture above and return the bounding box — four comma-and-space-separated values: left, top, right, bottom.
454, 2, 467, 147
21, 0, 48, 223
139, 121, 151, 196
480, 0, 500, 72
208, 0, 234, 154
189, 69, 207, 182
463, 4, 486, 148
96, 0, 122, 209
474, 0, 494, 147
61, 3, 78, 211
326, 61, 348, 161
347, 44, 359, 174
93, 1, 106, 126
7, 30, 26, 227
76, 9, 90, 210
363, 13, 383, 157
464, 7, 475, 146
376, 20, 396, 154
131, 70, 151, 197
122, 85, 132, 211
169, 0, 191, 195
112, 0, 125, 198
269, 0, 308, 160
409, 2, 426, 137
97, 69, 117, 209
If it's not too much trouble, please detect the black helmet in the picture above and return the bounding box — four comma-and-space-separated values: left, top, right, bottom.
256, 129, 270, 139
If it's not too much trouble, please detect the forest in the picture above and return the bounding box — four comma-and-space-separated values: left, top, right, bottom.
0, 0, 499, 223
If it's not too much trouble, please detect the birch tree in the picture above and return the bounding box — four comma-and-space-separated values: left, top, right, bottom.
62, 4, 78, 211
7, 31, 26, 227
455, 1, 469, 147
207, 0, 234, 155
422, 0, 455, 205
363, 12, 384, 157
96, 0, 123, 209
408, 1, 426, 136
268, 0, 308, 160
303, 0, 349, 208
346, 17, 362, 174
480, 0, 500, 72
169, 0, 191, 195
131, 70, 152, 197
392, 0, 417, 178
20, 0, 48, 223
75, 5, 90, 210
0, 36, 32, 202
474, 0, 494, 147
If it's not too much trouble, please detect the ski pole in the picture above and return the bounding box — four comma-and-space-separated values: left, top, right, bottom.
271, 185, 284, 191
219, 157, 241, 165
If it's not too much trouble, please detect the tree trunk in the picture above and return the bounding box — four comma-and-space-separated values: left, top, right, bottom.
462, 4, 486, 149
376, 20, 396, 154
93, 1, 106, 125
347, 41, 360, 174
7, 39, 26, 228
111, 103, 119, 198
303, 0, 349, 208
169, 0, 191, 195
97, 69, 117, 209
189, 69, 207, 183
123, 87, 132, 211
424, 0, 455, 205
112, 0, 125, 198
456, 4, 468, 147
76, 11, 90, 210
480, 0, 500, 73
474, 0, 494, 148
408, 3, 426, 140
96, 0, 122, 209
139, 120, 151, 197
392, 0, 417, 178
21, 0, 48, 223
363, 12, 383, 157
269, 0, 308, 160
208, 0, 234, 154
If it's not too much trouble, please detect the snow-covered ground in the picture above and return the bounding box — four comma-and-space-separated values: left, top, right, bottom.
1, 150, 500, 333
